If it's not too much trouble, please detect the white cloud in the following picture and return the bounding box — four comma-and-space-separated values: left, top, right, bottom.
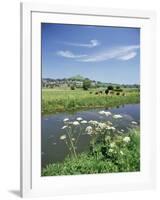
56, 45, 139, 63
57, 50, 87, 58
65, 39, 100, 48
118, 52, 137, 60
78, 45, 139, 62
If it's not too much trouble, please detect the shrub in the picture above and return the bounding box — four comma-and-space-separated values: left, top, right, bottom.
83, 79, 91, 90
70, 85, 75, 90
116, 86, 120, 90
105, 89, 109, 95
108, 85, 114, 90
114, 89, 123, 92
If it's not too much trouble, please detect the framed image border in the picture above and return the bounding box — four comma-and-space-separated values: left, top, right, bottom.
20, 2, 156, 198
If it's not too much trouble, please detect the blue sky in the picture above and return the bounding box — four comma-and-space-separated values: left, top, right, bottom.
42, 23, 140, 84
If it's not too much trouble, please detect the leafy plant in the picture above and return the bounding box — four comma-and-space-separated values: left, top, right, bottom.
70, 85, 75, 90
83, 79, 91, 90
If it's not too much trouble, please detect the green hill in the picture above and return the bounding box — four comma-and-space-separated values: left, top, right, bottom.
69, 75, 85, 81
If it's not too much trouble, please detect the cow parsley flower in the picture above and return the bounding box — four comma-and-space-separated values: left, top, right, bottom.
61, 125, 68, 129
104, 111, 112, 116
89, 120, 98, 125
76, 117, 83, 121
106, 126, 116, 131
63, 118, 69, 122
85, 126, 93, 135
110, 142, 116, 148
99, 110, 112, 116
113, 114, 123, 119
107, 121, 113, 125
73, 121, 80, 126
123, 136, 131, 143
131, 121, 137, 125
81, 120, 87, 124
98, 122, 107, 129
99, 110, 105, 114
60, 135, 66, 140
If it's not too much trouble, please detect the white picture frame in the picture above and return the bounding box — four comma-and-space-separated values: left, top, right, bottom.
20, 2, 156, 198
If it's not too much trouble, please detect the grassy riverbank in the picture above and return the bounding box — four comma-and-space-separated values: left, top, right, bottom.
42, 88, 140, 114
42, 128, 140, 176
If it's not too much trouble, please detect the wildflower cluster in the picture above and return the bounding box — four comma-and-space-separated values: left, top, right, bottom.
43, 110, 140, 176
59, 111, 138, 160
60, 117, 88, 158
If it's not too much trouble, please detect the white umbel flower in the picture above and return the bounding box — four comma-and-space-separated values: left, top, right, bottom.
61, 125, 68, 129
99, 110, 105, 114
113, 114, 123, 119
104, 111, 112, 116
123, 136, 130, 143
107, 121, 113, 125
107, 126, 116, 131
76, 117, 83, 121
85, 126, 93, 135
98, 122, 107, 129
99, 111, 111, 116
110, 142, 116, 148
81, 120, 87, 124
60, 135, 66, 140
63, 118, 69, 122
73, 121, 80, 126
131, 121, 137, 125
89, 120, 98, 125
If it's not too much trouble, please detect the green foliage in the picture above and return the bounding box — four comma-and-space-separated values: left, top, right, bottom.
70, 85, 75, 90
42, 128, 140, 176
83, 79, 91, 90
114, 89, 123, 92
105, 89, 109, 95
116, 86, 120, 90
108, 85, 114, 90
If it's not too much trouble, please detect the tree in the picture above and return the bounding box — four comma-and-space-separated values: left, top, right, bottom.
105, 89, 109, 95
70, 85, 75, 90
114, 85, 123, 92
107, 85, 114, 90
116, 86, 120, 90
83, 79, 91, 90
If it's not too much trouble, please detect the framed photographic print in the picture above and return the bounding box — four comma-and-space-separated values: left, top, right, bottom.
20, 2, 156, 198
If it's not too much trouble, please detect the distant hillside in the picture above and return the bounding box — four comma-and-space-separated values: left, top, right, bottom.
69, 75, 85, 81
42, 76, 140, 88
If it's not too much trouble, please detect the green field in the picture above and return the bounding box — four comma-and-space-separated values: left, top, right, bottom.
42, 87, 140, 114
